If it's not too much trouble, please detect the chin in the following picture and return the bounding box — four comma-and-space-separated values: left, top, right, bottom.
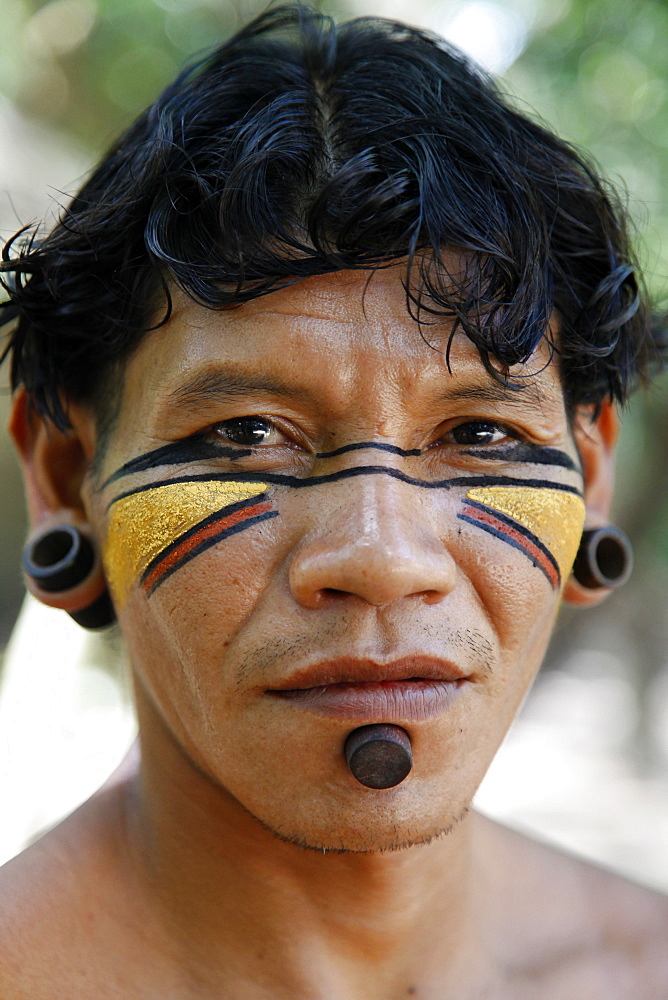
251, 799, 472, 854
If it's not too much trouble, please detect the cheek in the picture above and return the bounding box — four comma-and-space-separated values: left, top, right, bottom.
455, 485, 586, 661
101, 478, 280, 733
112, 505, 282, 761
461, 485, 585, 589
151, 524, 280, 657
102, 479, 275, 609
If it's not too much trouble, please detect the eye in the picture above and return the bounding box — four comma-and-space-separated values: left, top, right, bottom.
449, 421, 511, 446
214, 417, 283, 447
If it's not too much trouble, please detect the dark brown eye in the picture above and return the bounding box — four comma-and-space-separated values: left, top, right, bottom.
451, 422, 508, 445
217, 418, 274, 446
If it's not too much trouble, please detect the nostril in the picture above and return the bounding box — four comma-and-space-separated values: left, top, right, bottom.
309, 586, 449, 608
318, 587, 357, 604
299, 587, 352, 610
421, 589, 448, 606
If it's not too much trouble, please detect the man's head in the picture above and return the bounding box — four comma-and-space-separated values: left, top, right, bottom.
12, 265, 610, 853
1, 5, 662, 853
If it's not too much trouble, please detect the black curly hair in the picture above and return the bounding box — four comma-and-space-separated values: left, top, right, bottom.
0, 4, 662, 436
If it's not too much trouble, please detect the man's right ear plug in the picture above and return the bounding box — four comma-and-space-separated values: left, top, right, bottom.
23, 525, 116, 629
572, 526, 633, 590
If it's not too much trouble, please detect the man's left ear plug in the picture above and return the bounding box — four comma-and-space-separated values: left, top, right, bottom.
572, 525, 634, 590
22, 525, 116, 629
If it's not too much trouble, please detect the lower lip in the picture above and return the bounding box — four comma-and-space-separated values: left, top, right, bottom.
269, 679, 467, 721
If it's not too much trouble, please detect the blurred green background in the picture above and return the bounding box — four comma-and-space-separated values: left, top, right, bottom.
0, 0, 667, 876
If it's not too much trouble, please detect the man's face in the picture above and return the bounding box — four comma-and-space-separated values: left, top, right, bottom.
87, 267, 585, 852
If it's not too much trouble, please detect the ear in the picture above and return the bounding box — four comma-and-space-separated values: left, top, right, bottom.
562, 399, 619, 608
9, 388, 107, 613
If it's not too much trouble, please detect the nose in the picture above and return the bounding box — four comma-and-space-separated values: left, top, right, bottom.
288, 473, 457, 609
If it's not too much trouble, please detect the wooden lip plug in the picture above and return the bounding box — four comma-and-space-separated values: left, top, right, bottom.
344, 724, 413, 788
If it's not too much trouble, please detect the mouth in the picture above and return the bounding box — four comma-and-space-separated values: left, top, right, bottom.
267, 656, 470, 722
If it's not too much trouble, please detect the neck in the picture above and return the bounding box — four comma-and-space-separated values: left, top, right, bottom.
122, 689, 493, 999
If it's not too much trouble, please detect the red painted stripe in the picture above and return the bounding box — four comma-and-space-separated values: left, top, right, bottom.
141, 501, 273, 593
460, 503, 559, 589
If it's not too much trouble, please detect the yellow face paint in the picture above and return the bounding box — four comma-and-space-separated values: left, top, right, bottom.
104, 480, 269, 607
464, 485, 585, 584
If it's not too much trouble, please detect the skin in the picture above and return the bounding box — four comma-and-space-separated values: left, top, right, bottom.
2, 266, 667, 999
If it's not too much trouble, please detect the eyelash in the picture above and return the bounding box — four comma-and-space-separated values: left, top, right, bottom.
212, 417, 519, 452
441, 421, 517, 448
213, 416, 292, 448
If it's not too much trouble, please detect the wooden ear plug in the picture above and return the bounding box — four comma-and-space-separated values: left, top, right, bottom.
344, 724, 413, 788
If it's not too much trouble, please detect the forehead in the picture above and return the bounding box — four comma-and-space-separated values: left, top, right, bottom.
156, 267, 441, 371
121, 267, 563, 415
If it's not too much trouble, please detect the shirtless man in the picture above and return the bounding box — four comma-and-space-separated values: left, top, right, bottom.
1, 6, 666, 998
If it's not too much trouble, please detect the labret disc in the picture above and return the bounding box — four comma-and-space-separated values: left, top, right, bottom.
344, 724, 413, 789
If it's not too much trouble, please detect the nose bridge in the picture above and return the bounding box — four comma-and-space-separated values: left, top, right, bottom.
344, 469, 424, 550
288, 469, 457, 608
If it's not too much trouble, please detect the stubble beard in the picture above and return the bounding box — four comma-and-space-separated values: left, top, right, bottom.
251, 804, 472, 855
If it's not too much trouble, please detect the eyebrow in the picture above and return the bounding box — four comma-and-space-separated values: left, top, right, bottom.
436, 380, 553, 408
167, 369, 308, 408
168, 366, 555, 410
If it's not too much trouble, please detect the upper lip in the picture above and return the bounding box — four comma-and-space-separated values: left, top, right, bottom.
268, 655, 469, 691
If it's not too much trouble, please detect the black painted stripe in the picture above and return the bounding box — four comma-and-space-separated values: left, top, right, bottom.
461, 444, 579, 472
101, 434, 252, 488
103, 438, 580, 490
462, 498, 561, 579
145, 510, 278, 596
316, 442, 422, 458
109, 468, 583, 508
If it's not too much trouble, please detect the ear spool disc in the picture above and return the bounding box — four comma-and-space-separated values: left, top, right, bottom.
344, 724, 413, 788
23, 525, 95, 592
22, 525, 116, 629
572, 526, 633, 589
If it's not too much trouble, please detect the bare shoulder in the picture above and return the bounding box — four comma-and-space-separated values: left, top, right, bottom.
0, 780, 143, 1000
474, 813, 668, 998
0, 825, 84, 998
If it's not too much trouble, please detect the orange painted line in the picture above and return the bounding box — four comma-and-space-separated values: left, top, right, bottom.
460, 503, 559, 589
